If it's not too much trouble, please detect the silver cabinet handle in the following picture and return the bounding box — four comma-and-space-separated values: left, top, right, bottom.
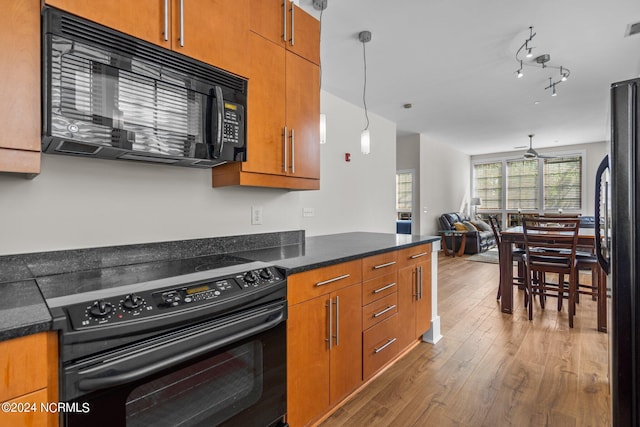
334, 296, 340, 346
315, 274, 350, 287
179, 0, 184, 47
163, 0, 169, 41
410, 252, 429, 259
282, 0, 288, 42
290, 0, 295, 46
326, 298, 332, 350
374, 338, 397, 354
412, 269, 418, 297
290, 128, 295, 174
373, 304, 396, 318
373, 282, 397, 294
418, 266, 422, 300
373, 261, 397, 270
282, 127, 288, 173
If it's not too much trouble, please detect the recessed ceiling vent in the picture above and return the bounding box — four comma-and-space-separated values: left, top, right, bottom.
626, 22, 640, 37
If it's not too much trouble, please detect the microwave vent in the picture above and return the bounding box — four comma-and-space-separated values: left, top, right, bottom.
55, 14, 246, 94
55, 140, 102, 156
118, 153, 179, 164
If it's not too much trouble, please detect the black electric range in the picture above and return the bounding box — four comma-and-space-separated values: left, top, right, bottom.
35, 254, 287, 362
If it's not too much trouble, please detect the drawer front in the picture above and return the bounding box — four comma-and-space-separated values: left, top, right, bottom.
363, 314, 400, 380
362, 293, 398, 331
362, 251, 398, 281
362, 273, 398, 306
397, 243, 431, 269
288, 259, 362, 305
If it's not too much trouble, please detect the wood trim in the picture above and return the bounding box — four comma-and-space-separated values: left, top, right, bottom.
0, 148, 40, 175
46, 332, 59, 427
211, 162, 319, 190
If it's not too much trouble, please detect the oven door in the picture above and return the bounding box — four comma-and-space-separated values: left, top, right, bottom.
63, 301, 287, 427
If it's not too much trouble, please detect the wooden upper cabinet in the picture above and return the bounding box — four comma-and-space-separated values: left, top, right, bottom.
287, 4, 320, 65
176, 0, 249, 78
285, 51, 320, 179
0, 0, 40, 174
250, 0, 286, 47
45, 0, 249, 77
242, 33, 286, 175
45, 0, 171, 48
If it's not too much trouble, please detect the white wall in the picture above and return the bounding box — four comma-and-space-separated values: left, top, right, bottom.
420, 135, 471, 235
0, 90, 397, 255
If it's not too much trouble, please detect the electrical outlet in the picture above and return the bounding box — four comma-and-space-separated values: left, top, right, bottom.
302, 207, 315, 217
251, 206, 263, 225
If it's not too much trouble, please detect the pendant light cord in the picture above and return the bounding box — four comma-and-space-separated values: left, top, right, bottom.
362, 40, 370, 131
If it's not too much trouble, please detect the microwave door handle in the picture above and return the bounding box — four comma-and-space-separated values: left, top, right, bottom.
594, 155, 610, 274
211, 86, 224, 158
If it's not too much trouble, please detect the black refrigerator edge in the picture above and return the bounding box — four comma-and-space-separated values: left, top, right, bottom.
597, 77, 640, 426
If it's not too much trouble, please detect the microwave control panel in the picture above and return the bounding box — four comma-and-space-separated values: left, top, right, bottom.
223, 102, 244, 147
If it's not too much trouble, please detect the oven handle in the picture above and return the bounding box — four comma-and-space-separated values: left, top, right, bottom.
76, 307, 285, 393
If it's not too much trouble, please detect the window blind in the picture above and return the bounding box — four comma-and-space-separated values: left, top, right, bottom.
544, 156, 582, 210
507, 159, 538, 209
473, 162, 502, 209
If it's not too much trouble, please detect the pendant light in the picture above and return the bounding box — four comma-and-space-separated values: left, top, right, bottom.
359, 30, 371, 155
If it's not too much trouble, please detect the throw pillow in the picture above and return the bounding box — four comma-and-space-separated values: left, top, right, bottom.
472, 220, 492, 232
462, 221, 478, 232
453, 222, 467, 232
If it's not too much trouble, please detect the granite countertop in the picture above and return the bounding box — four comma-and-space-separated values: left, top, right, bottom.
0, 231, 439, 341
235, 232, 440, 274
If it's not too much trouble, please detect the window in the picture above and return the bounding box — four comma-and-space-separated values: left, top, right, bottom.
472, 153, 584, 226
473, 162, 502, 209
507, 159, 539, 210
544, 156, 582, 210
396, 171, 413, 212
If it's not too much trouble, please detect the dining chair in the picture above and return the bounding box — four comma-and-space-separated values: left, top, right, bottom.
522, 217, 580, 327
488, 216, 525, 300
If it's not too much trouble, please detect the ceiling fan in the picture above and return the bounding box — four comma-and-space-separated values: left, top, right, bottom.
520, 134, 554, 159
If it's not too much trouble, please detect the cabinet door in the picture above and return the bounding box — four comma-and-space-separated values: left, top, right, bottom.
287, 4, 320, 65
45, 0, 170, 48
242, 33, 286, 175
177, 0, 250, 77
287, 296, 330, 427
329, 283, 363, 405
285, 52, 320, 179
415, 259, 432, 335
0, 0, 40, 174
397, 266, 417, 351
250, 0, 286, 47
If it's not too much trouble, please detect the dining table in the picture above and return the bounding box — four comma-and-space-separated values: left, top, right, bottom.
498, 226, 606, 330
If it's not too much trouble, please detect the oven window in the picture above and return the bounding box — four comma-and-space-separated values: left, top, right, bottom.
125, 341, 262, 427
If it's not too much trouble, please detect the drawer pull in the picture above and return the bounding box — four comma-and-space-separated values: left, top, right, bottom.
373, 282, 397, 294
373, 261, 397, 270
316, 274, 350, 287
374, 338, 397, 354
410, 252, 429, 259
373, 304, 397, 318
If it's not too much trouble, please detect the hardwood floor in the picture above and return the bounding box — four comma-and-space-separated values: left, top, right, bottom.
319, 252, 611, 427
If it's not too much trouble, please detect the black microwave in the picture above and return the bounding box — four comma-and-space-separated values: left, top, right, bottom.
41, 7, 247, 169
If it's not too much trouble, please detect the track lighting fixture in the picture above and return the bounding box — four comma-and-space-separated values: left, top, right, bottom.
359, 30, 372, 155
514, 26, 571, 96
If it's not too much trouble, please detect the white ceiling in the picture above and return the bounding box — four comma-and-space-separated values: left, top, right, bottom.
298, 0, 640, 155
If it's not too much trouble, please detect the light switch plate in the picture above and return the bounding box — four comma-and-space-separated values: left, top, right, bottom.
302, 207, 315, 217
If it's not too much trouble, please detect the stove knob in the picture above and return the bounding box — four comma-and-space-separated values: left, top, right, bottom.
89, 300, 113, 318
259, 268, 273, 280
123, 294, 143, 310
243, 271, 258, 284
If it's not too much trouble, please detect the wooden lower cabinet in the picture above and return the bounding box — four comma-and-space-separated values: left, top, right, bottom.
363, 314, 400, 379
287, 276, 362, 427
397, 244, 433, 351
0, 332, 59, 427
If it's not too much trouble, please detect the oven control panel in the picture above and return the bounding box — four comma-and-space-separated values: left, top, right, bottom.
65, 267, 283, 330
